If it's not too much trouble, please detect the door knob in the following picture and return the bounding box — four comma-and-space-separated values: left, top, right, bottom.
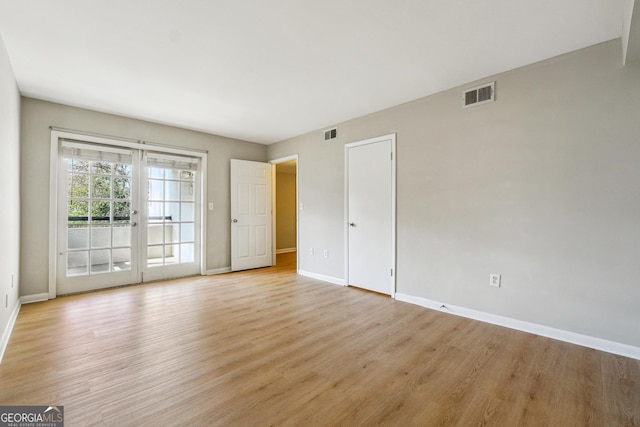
131, 222, 137, 227
349, 222, 356, 227
232, 219, 238, 223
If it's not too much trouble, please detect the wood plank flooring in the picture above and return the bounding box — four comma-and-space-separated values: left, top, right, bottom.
1, 252, 639, 426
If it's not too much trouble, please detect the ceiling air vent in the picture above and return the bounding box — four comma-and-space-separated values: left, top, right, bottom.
463, 82, 495, 108
324, 127, 337, 141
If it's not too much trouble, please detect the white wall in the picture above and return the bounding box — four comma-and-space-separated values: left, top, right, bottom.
268, 39, 640, 349
0, 33, 21, 356
20, 98, 267, 296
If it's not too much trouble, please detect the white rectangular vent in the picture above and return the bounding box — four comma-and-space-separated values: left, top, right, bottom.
324, 127, 337, 141
463, 82, 495, 108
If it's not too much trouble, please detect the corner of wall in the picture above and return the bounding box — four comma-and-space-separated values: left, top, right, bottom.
0, 31, 23, 364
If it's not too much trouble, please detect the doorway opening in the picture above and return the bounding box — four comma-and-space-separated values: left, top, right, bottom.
271, 156, 298, 270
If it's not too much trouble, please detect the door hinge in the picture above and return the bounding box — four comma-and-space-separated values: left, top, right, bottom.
390, 268, 393, 277
390, 152, 393, 160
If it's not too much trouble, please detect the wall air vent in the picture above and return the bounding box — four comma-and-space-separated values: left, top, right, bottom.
324, 127, 337, 141
463, 82, 495, 108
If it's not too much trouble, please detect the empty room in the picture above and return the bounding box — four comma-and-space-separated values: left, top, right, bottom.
1, 1, 640, 426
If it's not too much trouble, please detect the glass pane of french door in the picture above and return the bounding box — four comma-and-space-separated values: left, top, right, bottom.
57, 141, 139, 294
67, 158, 132, 274
143, 153, 200, 280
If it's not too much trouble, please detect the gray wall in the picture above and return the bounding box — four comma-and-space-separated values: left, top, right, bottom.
0, 33, 20, 347
276, 165, 297, 250
268, 39, 640, 348
20, 98, 267, 296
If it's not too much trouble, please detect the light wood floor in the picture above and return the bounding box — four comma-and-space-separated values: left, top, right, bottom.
1, 252, 639, 426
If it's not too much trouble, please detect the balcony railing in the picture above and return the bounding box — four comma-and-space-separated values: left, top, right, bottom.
68, 216, 173, 222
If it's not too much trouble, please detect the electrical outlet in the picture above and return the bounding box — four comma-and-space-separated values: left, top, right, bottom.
208, 202, 214, 211
323, 249, 328, 258
309, 248, 314, 256
489, 273, 501, 288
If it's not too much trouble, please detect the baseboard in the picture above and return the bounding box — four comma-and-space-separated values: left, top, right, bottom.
276, 248, 296, 254
0, 300, 21, 364
395, 293, 640, 361
207, 267, 232, 276
298, 270, 346, 286
21, 293, 50, 304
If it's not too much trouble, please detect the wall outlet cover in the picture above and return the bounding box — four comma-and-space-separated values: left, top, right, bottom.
490, 273, 501, 288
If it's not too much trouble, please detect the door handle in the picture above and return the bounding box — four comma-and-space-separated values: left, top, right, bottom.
131, 222, 137, 227
232, 219, 238, 223
349, 222, 356, 227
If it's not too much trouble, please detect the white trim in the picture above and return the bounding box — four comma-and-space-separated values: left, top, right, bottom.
48, 132, 59, 299
207, 267, 232, 276
0, 299, 21, 363
276, 247, 297, 254
395, 293, 640, 360
270, 154, 299, 271
270, 154, 299, 164
21, 293, 50, 304
344, 134, 396, 296
271, 163, 277, 266
298, 270, 346, 286
200, 154, 208, 276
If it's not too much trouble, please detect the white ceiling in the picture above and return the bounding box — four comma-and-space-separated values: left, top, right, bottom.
0, 0, 626, 144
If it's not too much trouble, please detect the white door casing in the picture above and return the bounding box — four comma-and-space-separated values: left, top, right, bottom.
346, 134, 396, 296
269, 154, 299, 269
231, 159, 273, 271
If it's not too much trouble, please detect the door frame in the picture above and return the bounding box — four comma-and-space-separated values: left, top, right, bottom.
344, 134, 396, 297
48, 128, 208, 298
269, 154, 299, 270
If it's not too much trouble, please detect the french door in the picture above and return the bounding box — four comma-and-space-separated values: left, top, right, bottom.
56, 138, 202, 295
142, 152, 201, 282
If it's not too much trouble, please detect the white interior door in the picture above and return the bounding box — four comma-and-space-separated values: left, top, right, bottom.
347, 135, 395, 295
231, 159, 272, 271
